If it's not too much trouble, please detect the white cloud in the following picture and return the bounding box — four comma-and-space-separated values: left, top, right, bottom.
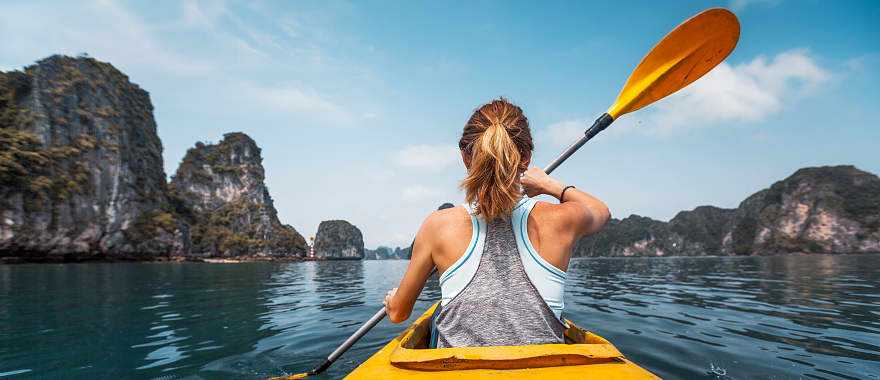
401, 185, 444, 203
241, 82, 354, 125
541, 49, 831, 140
392, 144, 461, 171
0, 0, 214, 76
181, 0, 226, 27
538, 119, 588, 149
647, 49, 830, 130
729, 0, 781, 12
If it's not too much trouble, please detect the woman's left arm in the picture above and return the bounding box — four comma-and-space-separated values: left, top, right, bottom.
384, 214, 437, 323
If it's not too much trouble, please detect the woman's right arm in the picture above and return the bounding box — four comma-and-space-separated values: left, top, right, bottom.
521, 167, 611, 238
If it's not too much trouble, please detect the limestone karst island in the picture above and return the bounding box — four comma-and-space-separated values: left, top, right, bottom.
2, 56, 879, 263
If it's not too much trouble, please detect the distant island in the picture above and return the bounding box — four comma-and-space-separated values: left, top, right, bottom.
574, 165, 879, 256
2, 55, 878, 263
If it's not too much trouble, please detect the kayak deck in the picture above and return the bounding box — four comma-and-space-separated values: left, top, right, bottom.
346, 303, 659, 379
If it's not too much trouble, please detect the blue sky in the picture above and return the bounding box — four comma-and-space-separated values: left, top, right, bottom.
1, 0, 878, 248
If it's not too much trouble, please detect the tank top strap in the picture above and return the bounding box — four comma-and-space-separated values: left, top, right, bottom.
511, 197, 567, 319
509, 196, 533, 221
438, 203, 486, 306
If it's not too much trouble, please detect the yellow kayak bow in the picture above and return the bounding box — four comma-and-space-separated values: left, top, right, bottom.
345, 303, 659, 379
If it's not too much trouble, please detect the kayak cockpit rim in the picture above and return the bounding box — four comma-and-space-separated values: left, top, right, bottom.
389, 302, 627, 371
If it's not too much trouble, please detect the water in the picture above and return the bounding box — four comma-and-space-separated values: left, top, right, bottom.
1, 255, 879, 379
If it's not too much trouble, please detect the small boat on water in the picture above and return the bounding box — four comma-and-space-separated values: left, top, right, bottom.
345, 303, 659, 379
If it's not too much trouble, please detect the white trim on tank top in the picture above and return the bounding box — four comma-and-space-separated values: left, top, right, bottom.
438, 202, 486, 302
513, 198, 566, 319
438, 197, 566, 320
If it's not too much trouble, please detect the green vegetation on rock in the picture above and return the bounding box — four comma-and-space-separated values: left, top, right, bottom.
170, 132, 307, 258
1, 55, 187, 259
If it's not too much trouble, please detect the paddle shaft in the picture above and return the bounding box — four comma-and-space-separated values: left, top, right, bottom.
543, 113, 613, 174
306, 305, 388, 375
301, 267, 439, 376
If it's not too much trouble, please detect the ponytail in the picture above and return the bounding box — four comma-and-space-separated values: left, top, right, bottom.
460, 98, 533, 220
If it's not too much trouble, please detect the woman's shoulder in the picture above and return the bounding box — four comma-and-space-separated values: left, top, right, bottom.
529, 199, 563, 219
530, 198, 610, 240
417, 205, 473, 248
529, 199, 585, 230
423, 205, 470, 232
416, 205, 474, 266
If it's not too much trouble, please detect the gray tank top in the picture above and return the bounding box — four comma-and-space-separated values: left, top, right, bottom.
434, 217, 566, 348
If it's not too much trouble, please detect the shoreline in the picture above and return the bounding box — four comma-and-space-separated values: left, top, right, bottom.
2, 251, 878, 265
0, 255, 363, 265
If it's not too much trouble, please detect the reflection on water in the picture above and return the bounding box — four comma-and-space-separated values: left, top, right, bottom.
314, 261, 364, 313
0, 255, 878, 379
566, 255, 880, 379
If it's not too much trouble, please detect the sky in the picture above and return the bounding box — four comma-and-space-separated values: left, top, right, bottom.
1, 0, 878, 248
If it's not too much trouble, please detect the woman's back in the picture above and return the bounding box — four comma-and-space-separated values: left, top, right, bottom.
429, 199, 583, 276
382, 98, 610, 348
433, 198, 566, 347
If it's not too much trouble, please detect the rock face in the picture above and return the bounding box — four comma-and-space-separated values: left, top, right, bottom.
313, 220, 364, 259
364, 245, 413, 260
364, 246, 391, 260
394, 246, 412, 260
723, 166, 880, 255
575, 215, 681, 257
574, 206, 735, 257
169, 133, 307, 257
574, 166, 880, 256
0, 55, 187, 259
669, 206, 736, 254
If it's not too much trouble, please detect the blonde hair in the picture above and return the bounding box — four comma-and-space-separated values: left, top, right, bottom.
459, 98, 533, 220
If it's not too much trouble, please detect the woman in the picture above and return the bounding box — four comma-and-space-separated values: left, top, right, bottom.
383, 98, 610, 348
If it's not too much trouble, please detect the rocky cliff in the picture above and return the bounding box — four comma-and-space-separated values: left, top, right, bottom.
574, 215, 682, 257
0, 55, 187, 260
438, 203, 455, 210
364, 246, 392, 260
394, 246, 412, 260
669, 206, 736, 253
364, 245, 413, 260
574, 166, 880, 256
722, 166, 880, 255
169, 133, 307, 257
313, 220, 364, 259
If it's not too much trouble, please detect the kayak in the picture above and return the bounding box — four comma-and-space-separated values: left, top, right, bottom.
345, 303, 660, 379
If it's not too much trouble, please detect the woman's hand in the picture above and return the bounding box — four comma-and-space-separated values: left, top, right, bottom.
383, 287, 398, 310
523, 166, 611, 238
521, 167, 564, 198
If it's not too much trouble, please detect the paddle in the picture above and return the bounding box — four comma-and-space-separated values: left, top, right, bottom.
545, 8, 739, 173
274, 7, 739, 380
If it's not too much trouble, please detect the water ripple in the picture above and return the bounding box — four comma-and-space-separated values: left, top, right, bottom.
1, 256, 878, 379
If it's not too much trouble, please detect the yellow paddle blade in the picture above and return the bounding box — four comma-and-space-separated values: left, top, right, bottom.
607, 8, 740, 118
